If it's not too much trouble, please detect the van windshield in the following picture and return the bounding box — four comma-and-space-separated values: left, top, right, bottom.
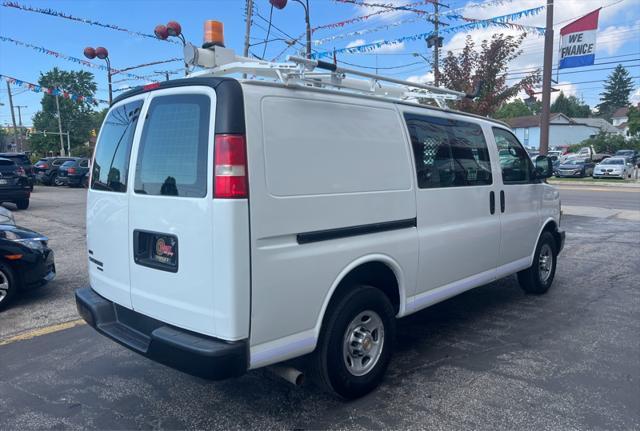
91, 100, 143, 192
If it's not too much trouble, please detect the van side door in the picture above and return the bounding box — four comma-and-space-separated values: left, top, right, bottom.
404, 113, 501, 311
491, 127, 542, 271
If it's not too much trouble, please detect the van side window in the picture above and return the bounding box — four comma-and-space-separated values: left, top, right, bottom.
91, 100, 143, 192
404, 114, 492, 189
492, 128, 533, 184
134, 94, 210, 198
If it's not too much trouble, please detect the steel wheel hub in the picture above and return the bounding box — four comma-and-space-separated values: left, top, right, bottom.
538, 243, 553, 283
343, 310, 385, 376
0, 270, 8, 303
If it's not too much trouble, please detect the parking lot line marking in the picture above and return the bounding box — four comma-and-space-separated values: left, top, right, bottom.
0, 319, 86, 347
556, 186, 640, 193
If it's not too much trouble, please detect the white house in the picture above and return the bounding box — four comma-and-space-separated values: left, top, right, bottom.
504, 113, 621, 149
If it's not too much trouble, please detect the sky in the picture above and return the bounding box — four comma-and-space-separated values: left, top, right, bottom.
0, 0, 639, 128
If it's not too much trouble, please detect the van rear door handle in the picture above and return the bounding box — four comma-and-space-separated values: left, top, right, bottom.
500, 190, 505, 213
489, 191, 495, 215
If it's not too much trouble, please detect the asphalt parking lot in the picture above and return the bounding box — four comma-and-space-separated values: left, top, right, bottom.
1, 185, 639, 430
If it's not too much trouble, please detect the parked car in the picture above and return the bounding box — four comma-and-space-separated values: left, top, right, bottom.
555, 157, 595, 177
0, 157, 31, 209
593, 157, 634, 179
57, 158, 91, 187
0, 153, 35, 190
0, 206, 16, 225
75, 41, 564, 400
614, 149, 638, 167
0, 224, 55, 311
34, 157, 76, 186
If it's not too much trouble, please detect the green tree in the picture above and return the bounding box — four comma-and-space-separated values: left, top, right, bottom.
440, 34, 540, 116
550, 91, 591, 117
494, 99, 539, 119
30, 67, 98, 156
595, 64, 634, 119
627, 105, 640, 137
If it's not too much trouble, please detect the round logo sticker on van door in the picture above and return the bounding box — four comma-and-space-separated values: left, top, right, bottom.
154, 237, 175, 264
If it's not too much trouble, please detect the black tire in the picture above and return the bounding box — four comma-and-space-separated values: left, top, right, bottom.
82, 176, 89, 188
517, 231, 557, 295
16, 199, 29, 210
0, 264, 18, 312
308, 285, 396, 399
53, 174, 64, 186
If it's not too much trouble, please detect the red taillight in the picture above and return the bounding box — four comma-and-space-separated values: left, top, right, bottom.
68, 167, 77, 174
214, 134, 247, 199
40, 163, 49, 169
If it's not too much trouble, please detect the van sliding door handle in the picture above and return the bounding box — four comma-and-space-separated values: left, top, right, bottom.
489, 191, 495, 215
500, 190, 505, 213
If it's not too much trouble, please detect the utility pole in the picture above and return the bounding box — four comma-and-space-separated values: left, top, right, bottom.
433, 1, 439, 87
5, 81, 19, 151
539, 0, 554, 156
243, 0, 254, 58
14, 105, 27, 152
55, 94, 66, 156
243, 0, 254, 78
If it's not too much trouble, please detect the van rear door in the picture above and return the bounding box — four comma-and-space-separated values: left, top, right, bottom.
127, 87, 220, 337
87, 96, 145, 308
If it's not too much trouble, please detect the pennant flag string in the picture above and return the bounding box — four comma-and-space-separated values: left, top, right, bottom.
312, 0, 434, 33
311, 8, 545, 59
314, 5, 543, 46
1, 1, 179, 44
0, 36, 152, 81
0, 73, 108, 105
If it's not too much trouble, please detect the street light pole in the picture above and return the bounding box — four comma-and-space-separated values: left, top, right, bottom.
270, 0, 311, 59
14, 105, 27, 152
105, 56, 112, 105
54, 94, 66, 156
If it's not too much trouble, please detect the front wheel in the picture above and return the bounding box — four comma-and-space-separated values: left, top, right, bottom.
0, 264, 17, 312
308, 285, 396, 399
518, 231, 557, 294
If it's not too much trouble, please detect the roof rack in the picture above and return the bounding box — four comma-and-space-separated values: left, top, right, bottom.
184, 43, 477, 108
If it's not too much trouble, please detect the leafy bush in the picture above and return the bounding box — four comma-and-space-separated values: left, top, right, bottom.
568, 132, 640, 154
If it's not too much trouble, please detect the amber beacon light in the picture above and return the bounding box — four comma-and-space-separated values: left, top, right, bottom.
203, 20, 225, 49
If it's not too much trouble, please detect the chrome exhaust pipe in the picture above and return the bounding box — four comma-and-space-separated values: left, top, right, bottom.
268, 365, 305, 386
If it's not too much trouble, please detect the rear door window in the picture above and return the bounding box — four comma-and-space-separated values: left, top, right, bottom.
134, 94, 210, 197
91, 100, 143, 192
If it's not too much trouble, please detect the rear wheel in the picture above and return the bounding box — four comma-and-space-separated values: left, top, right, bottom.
53, 174, 64, 186
16, 199, 29, 210
0, 265, 17, 312
309, 285, 396, 399
518, 231, 557, 294
82, 176, 89, 188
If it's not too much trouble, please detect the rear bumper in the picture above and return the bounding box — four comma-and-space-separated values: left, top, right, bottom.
75, 287, 248, 380
0, 187, 30, 201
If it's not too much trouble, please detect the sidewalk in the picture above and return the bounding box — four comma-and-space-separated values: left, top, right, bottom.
548, 178, 640, 188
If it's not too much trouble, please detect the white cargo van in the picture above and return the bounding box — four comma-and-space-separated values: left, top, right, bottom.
76, 34, 564, 399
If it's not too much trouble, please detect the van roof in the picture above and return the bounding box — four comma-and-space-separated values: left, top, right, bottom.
113, 77, 509, 129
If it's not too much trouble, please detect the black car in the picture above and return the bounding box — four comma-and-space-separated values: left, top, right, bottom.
57, 158, 91, 187
614, 149, 639, 167
0, 158, 31, 209
0, 153, 35, 190
0, 224, 55, 311
555, 158, 596, 178
34, 157, 76, 186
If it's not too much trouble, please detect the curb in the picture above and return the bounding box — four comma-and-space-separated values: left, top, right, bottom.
548, 180, 640, 188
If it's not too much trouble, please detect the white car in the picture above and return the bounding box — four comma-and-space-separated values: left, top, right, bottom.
593, 157, 634, 179
76, 26, 565, 399
0, 206, 15, 225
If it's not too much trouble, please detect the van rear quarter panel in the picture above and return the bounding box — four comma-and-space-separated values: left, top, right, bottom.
242, 83, 418, 359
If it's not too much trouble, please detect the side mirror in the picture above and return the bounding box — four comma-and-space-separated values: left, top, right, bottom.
534, 155, 553, 179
